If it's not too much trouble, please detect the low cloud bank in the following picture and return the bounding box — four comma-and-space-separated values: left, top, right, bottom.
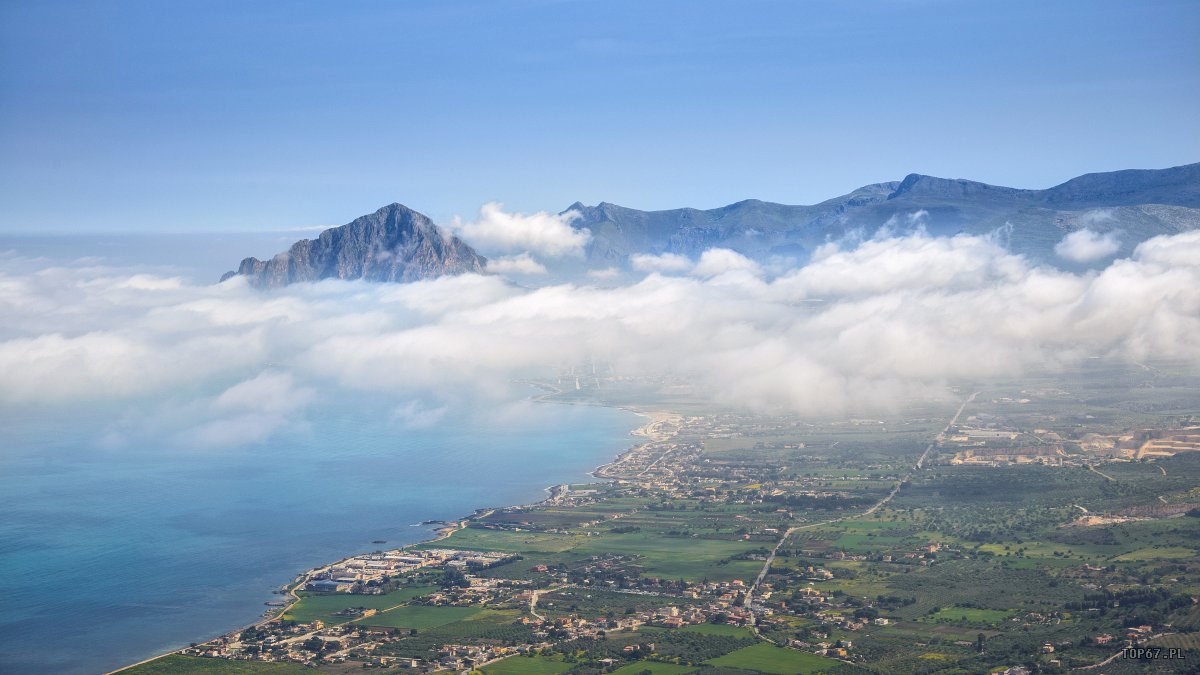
485, 253, 548, 275
1055, 228, 1122, 262
2, 230, 1198, 447
451, 202, 590, 258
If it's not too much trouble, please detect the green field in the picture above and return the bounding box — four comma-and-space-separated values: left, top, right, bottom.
481, 654, 574, 675
1112, 546, 1197, 562
573, 532, 763, 581
922, 606, 1014, 626
356, 604, 481, 629
281, 585, 435, 624
609, 661, 696, 675
120, 655, 311, 674
706, 643, 842, 674
423, 525, 580, 553
540, 588, 693, 618
1150, 633, 1200, 650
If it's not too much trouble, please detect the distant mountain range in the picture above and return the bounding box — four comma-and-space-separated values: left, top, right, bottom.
224, 163, 1199, 287
567, 162, 1200, 265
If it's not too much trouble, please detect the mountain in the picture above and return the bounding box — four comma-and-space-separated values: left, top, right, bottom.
565, 162, 1200, 265
222, 203, 485, 288
224, 163, 1199, 287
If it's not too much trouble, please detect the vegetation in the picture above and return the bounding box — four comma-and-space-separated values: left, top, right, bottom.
120, 655, 312, 674
281, 584, 434, 624
706, 644, 842, 674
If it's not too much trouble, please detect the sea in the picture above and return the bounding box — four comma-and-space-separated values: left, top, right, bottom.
0, 394, 641, 673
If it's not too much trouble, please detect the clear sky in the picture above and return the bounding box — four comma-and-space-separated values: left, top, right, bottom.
1, 0, 1197, 233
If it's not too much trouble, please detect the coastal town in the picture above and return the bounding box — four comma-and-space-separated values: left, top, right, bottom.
121, 372, 1200, 674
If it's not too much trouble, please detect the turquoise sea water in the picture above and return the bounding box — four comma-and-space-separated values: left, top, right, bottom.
0, 394, 639, 673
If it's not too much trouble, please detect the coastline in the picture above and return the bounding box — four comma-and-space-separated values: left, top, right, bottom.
108, 399, 665, 674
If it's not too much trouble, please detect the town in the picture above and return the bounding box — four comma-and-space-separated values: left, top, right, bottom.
125, 366, 1200, 674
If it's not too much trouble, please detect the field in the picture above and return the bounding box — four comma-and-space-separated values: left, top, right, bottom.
706, 643, 843, 674
281, 585, 434, 624
540, 588, 693, 618
573, 531, 763, 581
356, 604, 481, 629
1112, 546, 1197, 562
1150, 633, 1200, 650
609, 662, 696, 674
422, 525, 581, 553
921, 606, 1013, 626
481, 654, 573, 675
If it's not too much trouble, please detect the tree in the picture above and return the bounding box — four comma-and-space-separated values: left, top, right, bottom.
441, 567, 470, 589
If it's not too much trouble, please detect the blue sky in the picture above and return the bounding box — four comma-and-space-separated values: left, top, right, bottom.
1, 0, 1197, 233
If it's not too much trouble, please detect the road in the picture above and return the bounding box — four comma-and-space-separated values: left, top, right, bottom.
746, 392, 977, 605
528, 584, 568, 621
1071, 633, 1175, 670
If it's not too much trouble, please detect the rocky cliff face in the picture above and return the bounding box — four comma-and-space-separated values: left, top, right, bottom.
223, 203, 485, 288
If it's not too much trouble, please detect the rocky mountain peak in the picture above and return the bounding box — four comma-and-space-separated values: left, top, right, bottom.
222, 203, 486, 289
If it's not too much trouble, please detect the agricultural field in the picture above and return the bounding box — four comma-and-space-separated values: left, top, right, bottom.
281, 584, 435, 625
705, 643, 843, 674
420, 525, 582, 553
539, 588, 695, 618
921, 606, 1014, 626
482, 654, 574, 675
356, 604, 481, 629
608, 661, 696, 675
572, 531, 764, 581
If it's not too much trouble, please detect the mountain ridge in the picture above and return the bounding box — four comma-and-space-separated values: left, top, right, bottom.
225, 162, 1200, 287
562, 162, 1200, 265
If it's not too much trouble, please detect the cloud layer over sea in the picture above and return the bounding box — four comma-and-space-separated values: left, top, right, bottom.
2, 226, 1198, 449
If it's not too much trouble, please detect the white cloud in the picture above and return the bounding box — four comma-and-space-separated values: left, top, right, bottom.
1055, 228, 1122, 262
97, 372, 316, 449
629, 252, 692, 273
690, 248, 762, 278
1131, 229, 1200, 267
1079, 208, 1116, 225
587, 267, 622, 279
452, 202, 590, 258
1, 229, 1198, 436
787, 233, 1026, 298
881, 209, 930, 232
486, 253, 548, 275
